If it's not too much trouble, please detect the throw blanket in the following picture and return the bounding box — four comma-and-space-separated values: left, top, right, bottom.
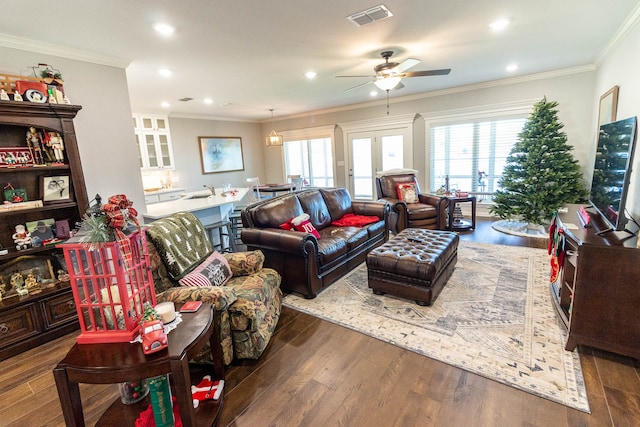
331, 213, 379, 227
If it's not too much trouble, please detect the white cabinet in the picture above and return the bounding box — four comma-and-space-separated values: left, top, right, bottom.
133, 114, 175, 170
144, 188, 185, 205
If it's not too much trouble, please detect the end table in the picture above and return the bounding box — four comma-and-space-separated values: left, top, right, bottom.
446, 196, 477, 231
53, 303, 224, 427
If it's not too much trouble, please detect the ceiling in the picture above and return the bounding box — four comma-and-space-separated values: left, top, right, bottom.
1, 1, 638, 122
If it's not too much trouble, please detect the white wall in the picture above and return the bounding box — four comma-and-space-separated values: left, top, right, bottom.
0, 47, 145, 212
594, 15, 640, 222
167, 117, 264, 191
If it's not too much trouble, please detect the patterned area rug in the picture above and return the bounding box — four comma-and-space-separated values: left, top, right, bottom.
283, 241, 590, 412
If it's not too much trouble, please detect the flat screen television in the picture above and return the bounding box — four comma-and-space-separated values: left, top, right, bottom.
589, 116, 637, 231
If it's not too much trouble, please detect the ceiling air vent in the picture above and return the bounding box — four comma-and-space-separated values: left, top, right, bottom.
347, 5, 393, 27
179, 97, 193, 102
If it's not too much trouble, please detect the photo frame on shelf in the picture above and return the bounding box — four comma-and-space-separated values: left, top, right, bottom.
597, 85, 619, 127
25, 218, 57, 244
198, 136, 245, 174
40, 175, 72, 204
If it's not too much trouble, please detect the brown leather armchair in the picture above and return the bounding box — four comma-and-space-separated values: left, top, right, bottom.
376, 171, 448, 233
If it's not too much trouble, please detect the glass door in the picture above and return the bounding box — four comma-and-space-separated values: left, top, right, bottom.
347, 129, 410, 199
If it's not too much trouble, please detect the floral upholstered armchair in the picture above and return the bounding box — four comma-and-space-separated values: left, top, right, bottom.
145, 212, 282, 365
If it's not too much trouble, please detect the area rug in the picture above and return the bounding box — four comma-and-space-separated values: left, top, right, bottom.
283, 241, 590, 413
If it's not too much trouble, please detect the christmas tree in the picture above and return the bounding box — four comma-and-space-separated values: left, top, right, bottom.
490, 97, 588, 225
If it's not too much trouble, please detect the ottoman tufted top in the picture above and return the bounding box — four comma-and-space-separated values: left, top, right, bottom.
366, 228, 459, 279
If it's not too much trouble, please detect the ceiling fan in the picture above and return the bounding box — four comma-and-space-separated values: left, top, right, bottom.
336, 50, 451, 92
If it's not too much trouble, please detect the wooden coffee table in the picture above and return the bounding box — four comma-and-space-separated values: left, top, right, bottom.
53, 303, 224, 427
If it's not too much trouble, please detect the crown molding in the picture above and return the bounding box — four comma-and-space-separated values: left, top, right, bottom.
595, 2, 640, 66
0, 33, 130, 68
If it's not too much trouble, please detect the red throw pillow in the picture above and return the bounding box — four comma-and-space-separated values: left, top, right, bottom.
179, 251, 232, 287
279, 219, 294, 230
291, 213, 321, 239
397, 183, 419, 203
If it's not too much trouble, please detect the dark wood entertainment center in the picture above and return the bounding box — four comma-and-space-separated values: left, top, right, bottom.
551, 204, 640, 359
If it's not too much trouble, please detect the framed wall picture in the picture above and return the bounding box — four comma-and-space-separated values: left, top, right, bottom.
40, 175, 72, 204
198, 136, 245, 174
597, 85, 619, 127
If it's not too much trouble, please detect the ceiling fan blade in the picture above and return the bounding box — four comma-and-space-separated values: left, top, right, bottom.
335, 75, 376, 78
402, 69, 451, 77
393, 82, 405, 91
398, 58, 420, 72
344, 80, 373, 92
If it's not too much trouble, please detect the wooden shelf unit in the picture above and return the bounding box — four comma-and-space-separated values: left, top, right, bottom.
550, 204, 640, 359
0, 101, 88, 360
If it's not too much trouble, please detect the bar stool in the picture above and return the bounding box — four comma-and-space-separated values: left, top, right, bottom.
204, 220, 237, 253
229, 207, 244, 247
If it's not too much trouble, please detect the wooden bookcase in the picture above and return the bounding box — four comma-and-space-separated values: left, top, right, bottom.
550, 204, 640, 359
0, 101, 88, 360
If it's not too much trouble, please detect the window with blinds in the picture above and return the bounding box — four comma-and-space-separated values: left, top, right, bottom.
284, 137, 334, 187
429, 118, 526, 196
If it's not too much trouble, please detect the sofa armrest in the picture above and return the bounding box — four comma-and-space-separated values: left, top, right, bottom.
419, 193, 446, 207
222, 250, 265, 276
351, 200, 390, 218
157, 285, 238, 312
419, 193, 449, 229
242, 228, 318, 255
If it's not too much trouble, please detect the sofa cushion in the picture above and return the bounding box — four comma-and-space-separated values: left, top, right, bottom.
251, 195, 304, 229
145, 212, 213, 280
321, 226, 368, 251
179, 251, 232, 287
315, 235, 348, 264
320, 188, 354, 220
297, 190, 332, 229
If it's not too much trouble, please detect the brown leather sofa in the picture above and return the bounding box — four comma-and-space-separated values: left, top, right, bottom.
241, 187, 390, 299
376, 172, 448, 232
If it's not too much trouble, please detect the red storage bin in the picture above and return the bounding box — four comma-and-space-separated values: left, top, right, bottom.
59, 230, 156, 344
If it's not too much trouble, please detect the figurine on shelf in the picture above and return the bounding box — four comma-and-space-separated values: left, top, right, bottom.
12, 224, 32, 250
46, 131, 65, 164
13, 91, 23, 102
11, 272, 28, 296
0, 89, 9, 101
26, 127, 45, 165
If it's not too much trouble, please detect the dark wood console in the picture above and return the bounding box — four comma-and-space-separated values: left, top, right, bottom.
550, 204, 640, 359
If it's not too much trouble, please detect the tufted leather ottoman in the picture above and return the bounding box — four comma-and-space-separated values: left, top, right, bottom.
366, 228, 459, 306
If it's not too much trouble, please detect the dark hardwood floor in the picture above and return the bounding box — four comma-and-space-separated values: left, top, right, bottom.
1, 218, 639, 426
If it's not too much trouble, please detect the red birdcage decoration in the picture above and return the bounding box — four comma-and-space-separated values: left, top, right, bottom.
60, 230, 156, 344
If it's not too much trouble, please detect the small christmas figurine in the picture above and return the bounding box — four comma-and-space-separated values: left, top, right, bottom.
11, 272, 28, 296
12, 224, 32, 250
13, 91, 23, 101
0, 89, 9, 101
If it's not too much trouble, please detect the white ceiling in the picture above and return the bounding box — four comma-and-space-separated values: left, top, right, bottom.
1, 1, 638, 121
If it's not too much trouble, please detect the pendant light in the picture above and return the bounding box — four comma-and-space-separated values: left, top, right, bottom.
265, 109, 283, 146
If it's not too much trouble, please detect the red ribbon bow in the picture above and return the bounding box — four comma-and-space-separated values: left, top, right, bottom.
101, 194, 139, 268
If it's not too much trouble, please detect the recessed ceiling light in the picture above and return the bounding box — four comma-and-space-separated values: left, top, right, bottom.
161, 101, 170, 108
204, 98, 213, 104
305, 71, 317, 79
506, 63, 518, 72
153, 23, 175, 35
158, 68, 172, 77
370, 91, 379, 97
489, 18, 510, 31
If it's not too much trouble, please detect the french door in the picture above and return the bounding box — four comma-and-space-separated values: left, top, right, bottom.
347, 128, 411, 199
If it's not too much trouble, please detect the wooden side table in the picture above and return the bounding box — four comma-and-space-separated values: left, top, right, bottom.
446, 196, 477, 231
53, 303, 224, 427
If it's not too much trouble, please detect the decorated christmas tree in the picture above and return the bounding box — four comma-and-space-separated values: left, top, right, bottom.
490, 97, 588, 225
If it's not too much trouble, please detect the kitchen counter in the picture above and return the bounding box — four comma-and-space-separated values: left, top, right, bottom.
143, 187, 186, 204
142, 187, 248, 226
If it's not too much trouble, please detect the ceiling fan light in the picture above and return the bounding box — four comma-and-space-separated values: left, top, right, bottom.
374, 76, 401, 91
266, 129, 283, 146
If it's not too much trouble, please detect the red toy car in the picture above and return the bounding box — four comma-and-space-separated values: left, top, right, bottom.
141, 319, 168, 354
